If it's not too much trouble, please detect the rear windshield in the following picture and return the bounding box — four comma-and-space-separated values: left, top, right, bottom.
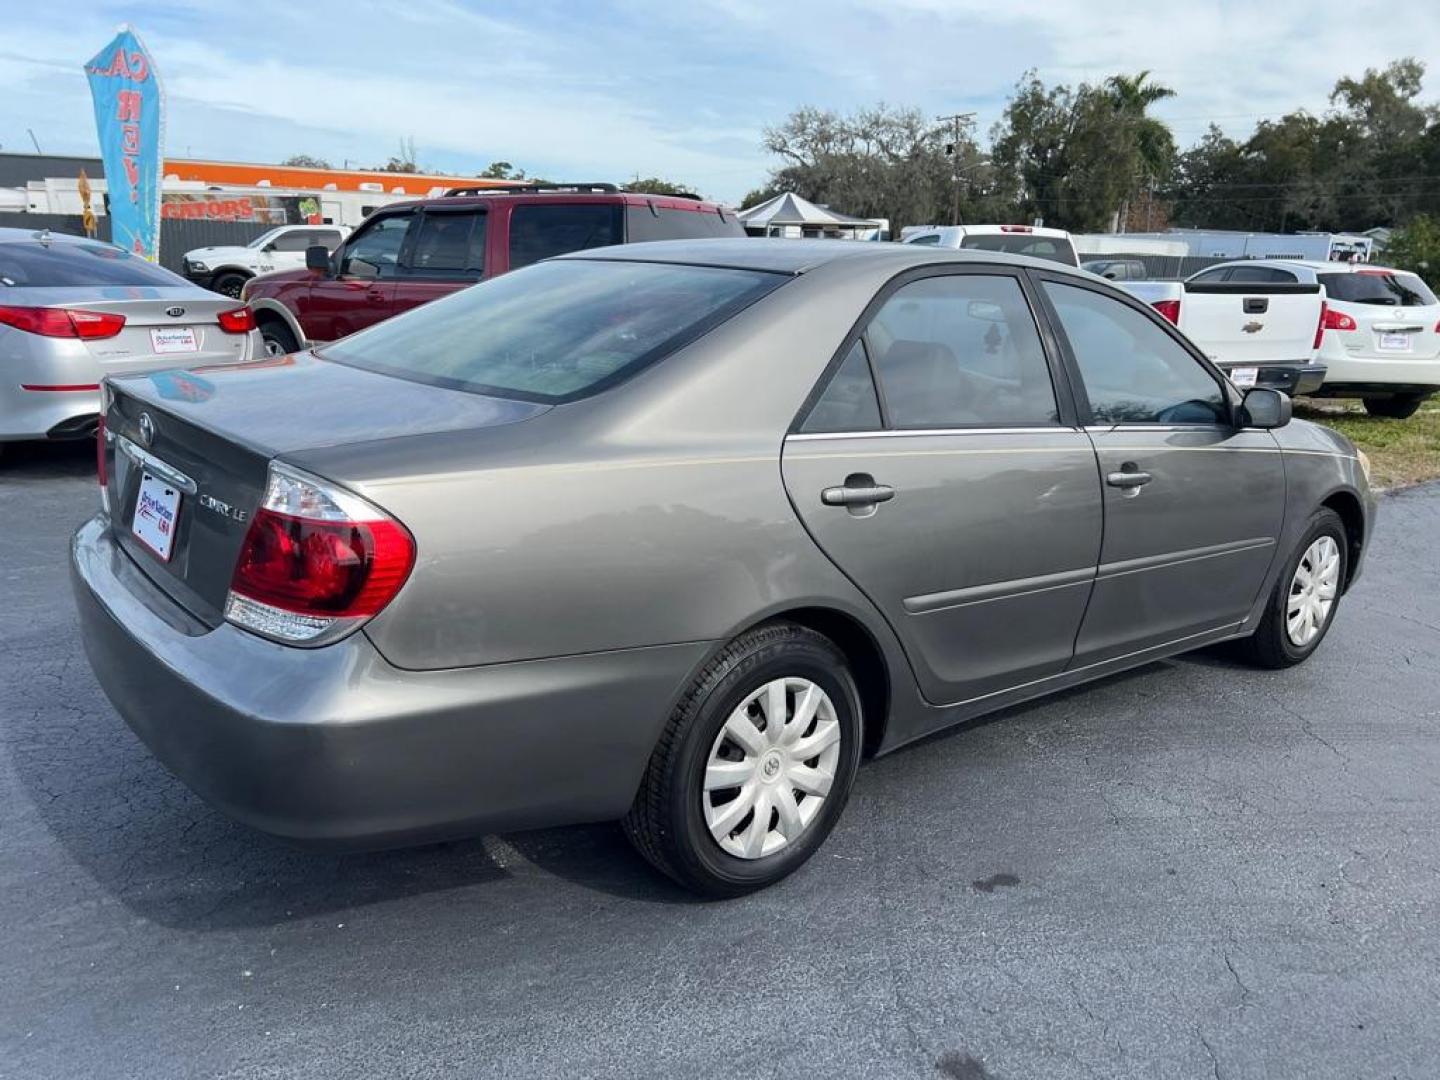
319, 259, 785, 403
1318, 271, 1437, 307
0, 241, 183, 287
959, 234, 1078, 266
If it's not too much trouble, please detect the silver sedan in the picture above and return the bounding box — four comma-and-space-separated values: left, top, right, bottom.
72, 239, 1374, 895
0, 228, 261, 452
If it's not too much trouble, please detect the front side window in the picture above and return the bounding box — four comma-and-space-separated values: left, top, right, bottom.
865, 274, 1059, 428
319, 259, 783, 402
1043, 281, 1227, 425
402, 211, 486, 279
507, 204, 622, 270
340, 213, 412, 278
269, 231, 314, 253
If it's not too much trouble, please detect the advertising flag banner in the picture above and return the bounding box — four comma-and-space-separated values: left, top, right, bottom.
84, 26, 165, 260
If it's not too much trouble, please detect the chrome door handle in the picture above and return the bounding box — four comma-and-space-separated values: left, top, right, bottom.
822, 482, 895, 507
1106, 469, 1153, 489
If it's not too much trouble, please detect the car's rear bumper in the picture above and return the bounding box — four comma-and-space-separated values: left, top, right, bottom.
71, 516, 708, 848
1311, 351, 1440, 395
1218, 360, 1327, 397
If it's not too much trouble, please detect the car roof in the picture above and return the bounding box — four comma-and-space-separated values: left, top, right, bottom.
0, 227, 108, 247
908, 224, 1073, 239
369, 189, 730, 215
557, 237, 1093, 277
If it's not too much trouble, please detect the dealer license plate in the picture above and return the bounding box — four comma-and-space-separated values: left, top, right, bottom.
132, 471, 181, 561
150, 327, 199, 354
1229, 367, 1259, 388
1378, 332, 1413, 352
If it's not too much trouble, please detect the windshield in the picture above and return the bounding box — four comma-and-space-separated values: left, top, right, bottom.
1318, 271, 1437, 307
0, 241, 184, 287
245, 227, 287, 250
319, 258, 785, 402
960, 233, 1078, 266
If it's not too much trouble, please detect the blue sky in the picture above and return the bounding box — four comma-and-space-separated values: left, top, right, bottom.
3, 0, 1439, 204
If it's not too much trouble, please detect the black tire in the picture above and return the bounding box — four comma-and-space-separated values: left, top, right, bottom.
258, 318, 300, 357
623, 622, 864, 897
210, 271, 249, 300
1235, 508, 1348, 669
1362, 394, 1424, 419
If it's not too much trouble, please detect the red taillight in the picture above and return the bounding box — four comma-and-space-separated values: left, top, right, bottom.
1152, 299, 1181, 325
231, 509, 414, 618
1316, 303, 1357, 347
217, 306, 256, 334
0, 305, 126, 339
225, 463, 415, 644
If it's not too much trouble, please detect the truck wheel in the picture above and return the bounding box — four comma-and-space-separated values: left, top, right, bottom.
1363, 394, 1424, 419
210, 271, 249, 300
1236, 508, 1347, 669
623, 623, 863, 897
259, 319, 300, 357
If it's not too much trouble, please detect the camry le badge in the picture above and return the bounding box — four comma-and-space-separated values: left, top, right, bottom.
137, 412, 156, 447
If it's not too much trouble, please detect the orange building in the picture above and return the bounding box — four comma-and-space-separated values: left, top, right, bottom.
159, 158, 515, 196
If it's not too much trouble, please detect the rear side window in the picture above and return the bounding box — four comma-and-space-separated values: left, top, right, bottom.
959, 233, 1077, 266
0, 241, 182, 287
1044, 281, 1227, 425
865, 274, 1059, 428
319, 259, 783, 402
508, 204, 622, 270
1318, 271, 1437, 307
904, 234, 942, 246
801, 339, 882, 433
402, 211, 486, 279
625, 205, 742, 242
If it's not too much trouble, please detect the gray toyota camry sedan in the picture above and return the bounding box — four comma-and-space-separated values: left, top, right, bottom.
72, 239, 1374, 896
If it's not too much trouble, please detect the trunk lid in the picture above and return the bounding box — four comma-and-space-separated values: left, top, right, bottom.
1332, 299, 1440, 361
20, 286, 252, 372
104, 352, 549, 625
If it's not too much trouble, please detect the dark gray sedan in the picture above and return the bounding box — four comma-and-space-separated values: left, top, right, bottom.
71, 240, 1374, 895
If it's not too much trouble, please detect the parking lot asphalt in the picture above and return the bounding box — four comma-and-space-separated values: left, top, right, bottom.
1, 439, 1438, 1080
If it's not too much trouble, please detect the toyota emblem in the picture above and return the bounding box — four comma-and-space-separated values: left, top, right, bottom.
138, 412, 156, 447
165, 305, 186, 318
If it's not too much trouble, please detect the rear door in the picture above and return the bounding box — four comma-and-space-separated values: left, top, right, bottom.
781, 267, 1103, 705
1034, 274, 1285, 664
389, 206, 487, 317
300, 211, 412, 342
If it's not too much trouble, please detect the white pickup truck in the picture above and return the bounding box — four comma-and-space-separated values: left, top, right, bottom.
183, 224, 348, 300
1121, 264, 1328, 396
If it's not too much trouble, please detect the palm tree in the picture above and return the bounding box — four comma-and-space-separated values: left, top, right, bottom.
1105, 71, 1177, 230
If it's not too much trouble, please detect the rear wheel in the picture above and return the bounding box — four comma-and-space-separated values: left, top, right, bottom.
210, 271, 249, 300
623, 623, 863, 897
258, 318, 300, 358
1363, 393, 1425, 419
1236, 508, 1347, 669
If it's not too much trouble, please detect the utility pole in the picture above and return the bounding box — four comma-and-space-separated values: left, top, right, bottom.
936, 112, 975, 225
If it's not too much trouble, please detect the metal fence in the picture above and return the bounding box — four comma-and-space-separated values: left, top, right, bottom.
0, 213, 271, 276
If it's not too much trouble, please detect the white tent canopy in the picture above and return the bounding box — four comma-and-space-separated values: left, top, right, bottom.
736, 192, 880, 239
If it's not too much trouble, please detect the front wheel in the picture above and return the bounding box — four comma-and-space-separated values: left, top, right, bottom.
210, 271, 249, 300
623, 623, 863, 897
1236, 508, 1347, 669
1363, 394, 1425, 419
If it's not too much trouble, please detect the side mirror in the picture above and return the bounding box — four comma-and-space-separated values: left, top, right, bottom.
1239, 387, 1291, 430
305, 244, 333, 273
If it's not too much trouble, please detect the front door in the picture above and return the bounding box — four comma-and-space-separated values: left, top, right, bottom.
298, 212, 412, 342
1034, 276, 1286, 665
781, 268, 1103, 705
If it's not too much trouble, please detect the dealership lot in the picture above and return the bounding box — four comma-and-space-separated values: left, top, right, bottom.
1, 443, 1437, 1079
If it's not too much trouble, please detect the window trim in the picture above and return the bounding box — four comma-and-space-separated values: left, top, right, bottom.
1026, 268, 1240, 429
789, 264, 1083, 436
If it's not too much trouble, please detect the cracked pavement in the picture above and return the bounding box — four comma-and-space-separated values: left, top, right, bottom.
2, 440, 1438, 1080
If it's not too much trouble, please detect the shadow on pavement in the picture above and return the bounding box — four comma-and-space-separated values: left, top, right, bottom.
0, 439, 96, 483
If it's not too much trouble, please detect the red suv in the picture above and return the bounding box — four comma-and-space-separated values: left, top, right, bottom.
243, 183, 744, 355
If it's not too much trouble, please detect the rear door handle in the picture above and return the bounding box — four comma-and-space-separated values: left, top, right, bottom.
1106, 469, 1153, 489
366, 288, 387, 302
822, 472, 895, 509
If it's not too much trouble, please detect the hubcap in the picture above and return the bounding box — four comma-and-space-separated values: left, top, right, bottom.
263, 337, 287, 358
1286, 535, 1341, 647
702, 677, 842, 860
